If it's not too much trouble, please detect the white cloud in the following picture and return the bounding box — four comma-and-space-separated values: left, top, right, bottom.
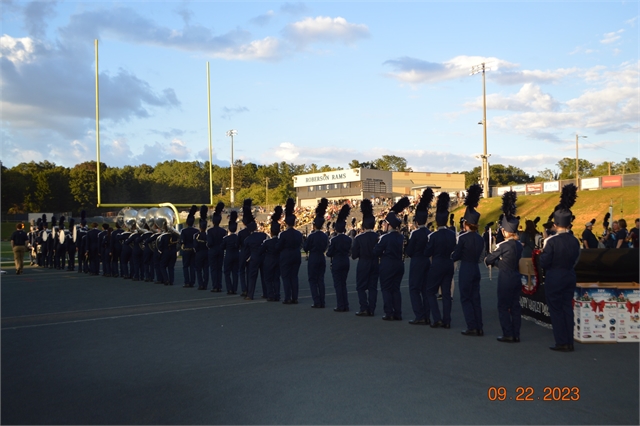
274, 142, 301, 162
284, 16, 370, 46
487, 62, 639, 138
383, 55, 517, 85
600, 29, 623, 44
465, 83, 560, 112
491, 68, 578, 85
0, 35, 37, 63
169, 138, 191, 159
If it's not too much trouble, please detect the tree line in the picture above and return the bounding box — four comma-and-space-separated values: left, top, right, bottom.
2, 156, 638, 215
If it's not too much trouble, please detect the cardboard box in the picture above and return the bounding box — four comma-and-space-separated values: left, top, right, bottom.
616, 286, 640, 343
574, 286, 618, 343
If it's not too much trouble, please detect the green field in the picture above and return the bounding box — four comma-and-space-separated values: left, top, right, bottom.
451, 186, 639, 230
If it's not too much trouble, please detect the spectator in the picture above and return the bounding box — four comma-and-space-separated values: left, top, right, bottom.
11, 223, 28, 275
615, 219, 629, 249
629, 218, 639, 248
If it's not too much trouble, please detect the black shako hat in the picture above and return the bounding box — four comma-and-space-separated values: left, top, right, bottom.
463, 184, 482, 226
241, 199, 257, 232
500, 190, 519, 233
553, 184, 578, 228
361, 199, 375, 230
414, 188, 434, 225
199, 205, 208, 230
270, 206, 283, 236
313, 198, 328, 229
334, 204, 351, 233
284, 198, 296, 227
386, 197, 411, 229
435, 192, 450, 226
212, 202, 225, 225
228, 210, 238, 233
186, 205, 197, 227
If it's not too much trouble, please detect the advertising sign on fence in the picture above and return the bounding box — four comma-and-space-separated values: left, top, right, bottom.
543, 181, 559, 192
601, 175, 622, 188
581, 177, 600, 190
526, 183, 543, 194
497, 186, 511, 195
512, 184, 526, 193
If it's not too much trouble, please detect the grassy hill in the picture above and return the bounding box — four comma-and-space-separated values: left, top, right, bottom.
451, 186, 639, 230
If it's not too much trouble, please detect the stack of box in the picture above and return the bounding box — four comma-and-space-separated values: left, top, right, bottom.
573, 285, 618, 343
616, 286, 640, 342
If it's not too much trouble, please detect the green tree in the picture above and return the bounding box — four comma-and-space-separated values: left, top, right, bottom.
557, 158, 595, 180
373, 155, 412, 172
535, 168, 558, 182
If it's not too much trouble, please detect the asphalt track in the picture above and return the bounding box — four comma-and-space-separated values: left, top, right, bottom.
2, 260, 638, 425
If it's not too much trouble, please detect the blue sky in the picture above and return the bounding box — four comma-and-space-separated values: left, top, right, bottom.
1, 1, 638, 176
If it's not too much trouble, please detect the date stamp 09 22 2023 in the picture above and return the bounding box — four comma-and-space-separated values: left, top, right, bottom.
487, 386, 580, 401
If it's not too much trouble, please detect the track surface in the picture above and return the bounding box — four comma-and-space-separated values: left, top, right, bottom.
2, 261, 638, 425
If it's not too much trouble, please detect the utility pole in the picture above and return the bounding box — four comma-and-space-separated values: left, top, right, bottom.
576, 133, 587, 189
471, 62, 491, 198
226, 130, 238, 207
265, 177, 269, 211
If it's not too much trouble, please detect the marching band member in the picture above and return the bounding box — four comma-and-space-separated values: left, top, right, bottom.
221, 210, 240, 294
193, 206, 209, 290
243, 204, 267, 301
405, 188, 434, 325
276, 198, 303, 305
304, 198, 329, 309
260, 206, 283, 301
180, 205, 199, 288
424, 193, 457, 328
208, 202, 227, 292
352, 199, 379, 317
540, 184, 581, 352
485, 191, 523, 343
326, 204, 352, 312
452, 184, 485, 336
375, 197, 411, 321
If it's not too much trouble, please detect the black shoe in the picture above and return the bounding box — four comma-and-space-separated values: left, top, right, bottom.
497, 336, 515, 343
461, 329, 479, 336
409, 319, 428, 325
393, 315, 402, 321
443, 323, 451, 329
183, 285, 190, 288
382, 315, 394, 321
282, 300, 293, 305
477, 329, 484, 336
430, 320, 444, 328
334, 307, 347, 312
514, 337, 520, 343
244, 297, 253, 300
292, 300, 299, 304
355, 310, 371, 317
549, 344, 573, 352
311, 304, 324, 308
241, 292, 248, 297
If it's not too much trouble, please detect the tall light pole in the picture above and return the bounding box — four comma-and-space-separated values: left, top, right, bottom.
471, 63, 491, 198
576, 133, 587, 189
226, 129, 238, 207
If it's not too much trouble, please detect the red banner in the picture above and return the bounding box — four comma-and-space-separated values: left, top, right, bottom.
601, 175, 622, 188
526, 183, 543, 194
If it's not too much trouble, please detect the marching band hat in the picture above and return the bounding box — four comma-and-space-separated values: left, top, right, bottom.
500, 191, 519, 233
553, 184, 577, 228
463, 184, 482, 225
385, 197, 411, 229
